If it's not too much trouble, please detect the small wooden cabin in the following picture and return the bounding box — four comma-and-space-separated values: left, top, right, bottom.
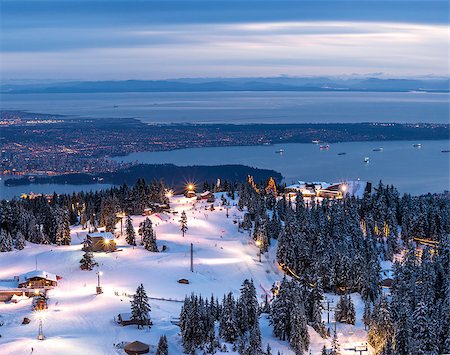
199, 191, 215, 202
116, 313, 152, 327
87, 231, 117, 252
185, 190, 196, 198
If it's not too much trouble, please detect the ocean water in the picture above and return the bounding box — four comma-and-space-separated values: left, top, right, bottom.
1, 91, 449, 124
2, 140, 449, 199
113, 140, 450, 195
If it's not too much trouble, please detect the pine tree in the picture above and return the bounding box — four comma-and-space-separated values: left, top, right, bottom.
156, 335, 168, 355
179, 211, 188, 237
363, 300, 372, 330
368, 295, 393, 354
80, 249, 97, 270
330, 330, 340, 355
15, 230, 26, 250
125, 215, 136, 245
141, 217, 158, 252
411, 300, 438, 354
334, 295, 347, 324
346, 295, 355, 325
219, 293, 240, 343
247, 320, 263, 355
238, 279, 259, 333
270, 277, 292, 341
80, 237, 97, 270
130, 283, 151, 329
289, 301, 309, 354
0, 229, 13, 252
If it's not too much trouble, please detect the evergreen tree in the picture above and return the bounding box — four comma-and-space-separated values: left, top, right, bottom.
15, 230, 25, 250
330, 330, 340, 355
219, 293, 240, 343
246, 321, 262, 355
130, 283, 151, 329
362, 300, 372, 330
289, 301, 309, 354
238, 279, 259, 333
80, 237, 97, 270
125, 215, 136, 245
368, 295, 393, 354
179, 211, 188, 237
156, 335, 168, 355
141, 217, 158, 252
0, 229, 13, 252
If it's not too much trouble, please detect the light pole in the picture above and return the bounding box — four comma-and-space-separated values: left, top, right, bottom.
37, 318, 45, 340
255, 240, 262, 262
116, 212, 126, 237
96, 271, 103, 294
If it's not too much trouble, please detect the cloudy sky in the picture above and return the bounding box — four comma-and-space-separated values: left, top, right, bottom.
1, 0, 448, 80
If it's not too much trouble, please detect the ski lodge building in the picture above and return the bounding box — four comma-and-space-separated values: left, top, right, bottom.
87, 231, 117, 252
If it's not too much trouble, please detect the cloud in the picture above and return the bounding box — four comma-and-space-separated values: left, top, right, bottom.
1, 1, 448, 79
2, 20, 447, 79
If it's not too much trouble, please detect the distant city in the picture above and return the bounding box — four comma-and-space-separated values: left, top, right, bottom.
1, 110, 448, 176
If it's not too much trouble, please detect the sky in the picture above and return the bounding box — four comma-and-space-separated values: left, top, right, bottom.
0, 0, 449, 80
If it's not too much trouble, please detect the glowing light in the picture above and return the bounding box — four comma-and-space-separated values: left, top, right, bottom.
165, 189, 174, 198
187, 183, 195, 191
340, 184, 348, 192
103, 239, 110, 245
255, 240, 261, 247
98, 271, 103, 276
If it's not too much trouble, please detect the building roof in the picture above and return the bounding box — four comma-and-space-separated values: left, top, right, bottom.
87, 232, 115, 240
118, 312, 133, 321
18, 270, 57, 283
124, 341, 149, 354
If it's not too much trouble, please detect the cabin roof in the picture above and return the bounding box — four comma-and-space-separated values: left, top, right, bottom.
18, 270, 57, 283
87, 232, 115, 240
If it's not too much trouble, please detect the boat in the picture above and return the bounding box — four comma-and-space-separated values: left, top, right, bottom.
337, 152, 347, 156
442, 150, 450, 153
312, 140, 320, 144
372, 148, 383, 152
364, 157, 370, 163
319, 144, 330, 150
413, 143, 422, 148
275, 149, 284, 154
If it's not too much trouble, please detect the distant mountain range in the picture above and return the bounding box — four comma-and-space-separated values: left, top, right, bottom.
2, 77, 449, 94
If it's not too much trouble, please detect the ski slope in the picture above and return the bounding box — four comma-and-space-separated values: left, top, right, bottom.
0, 194, 373, 354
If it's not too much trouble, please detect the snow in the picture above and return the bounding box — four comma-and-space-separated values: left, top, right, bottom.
0, 194, 375, 354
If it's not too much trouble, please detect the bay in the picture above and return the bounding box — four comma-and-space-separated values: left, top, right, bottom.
113, 140, 450, 195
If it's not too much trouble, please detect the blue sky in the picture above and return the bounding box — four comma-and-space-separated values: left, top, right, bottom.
1, 0, 448, 80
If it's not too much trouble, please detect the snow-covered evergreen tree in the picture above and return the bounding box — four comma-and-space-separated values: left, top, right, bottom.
125, 215, 136, 245
156, 335, 168, 355
130, 283, 151, 329
238, 279, 259, 333
141, 217, 158, 252
179, 211, 188, 237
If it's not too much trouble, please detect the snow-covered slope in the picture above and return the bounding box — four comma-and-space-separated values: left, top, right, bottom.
0, 194, 372, 354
